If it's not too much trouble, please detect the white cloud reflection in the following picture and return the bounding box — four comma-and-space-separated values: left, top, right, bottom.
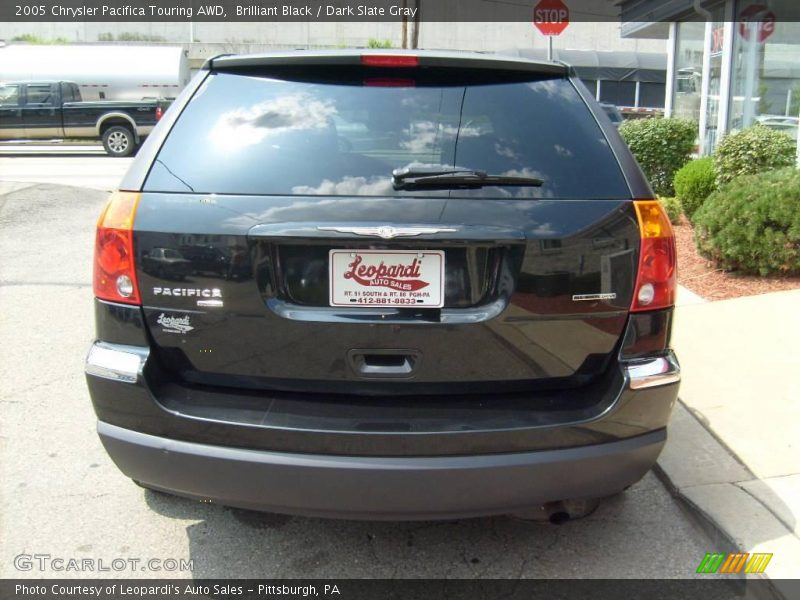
287, 165, 550, 199
400, 121, 482, 155
292, 176, 395, 196
530, 79, 582, 104
208, 94, 337, 152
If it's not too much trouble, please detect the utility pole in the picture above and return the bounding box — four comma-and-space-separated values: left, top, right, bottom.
401, 0, 408, 48
411, 0, 420, 48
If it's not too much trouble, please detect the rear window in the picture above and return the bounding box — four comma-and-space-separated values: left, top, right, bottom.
145, 68, 629, 199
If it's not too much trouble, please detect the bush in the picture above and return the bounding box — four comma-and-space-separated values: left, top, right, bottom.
674, 157, 717, 221
713, 124, 796, 186
693, 168, 800, 276
618, 118, 696, 197
659, 197, 683, 225
11, 34, 69, 44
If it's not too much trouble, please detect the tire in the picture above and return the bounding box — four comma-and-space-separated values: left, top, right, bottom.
102, 125, 135, 157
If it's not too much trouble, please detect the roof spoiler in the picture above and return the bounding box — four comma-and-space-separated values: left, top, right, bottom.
206, 50, 568, 76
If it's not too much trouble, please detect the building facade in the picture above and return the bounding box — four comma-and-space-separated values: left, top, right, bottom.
0, 20, 666, 54
623, 0, 800, 155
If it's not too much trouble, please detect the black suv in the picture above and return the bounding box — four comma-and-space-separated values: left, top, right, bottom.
86, 50, 679, 521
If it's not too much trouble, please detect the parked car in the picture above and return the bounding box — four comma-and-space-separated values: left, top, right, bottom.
755, 115, 799, 140
177, 244, 230, 277
177, 244, 250, 280
86, 50, 679, 521
140, 247, 190, 280
0, 80, 165, 156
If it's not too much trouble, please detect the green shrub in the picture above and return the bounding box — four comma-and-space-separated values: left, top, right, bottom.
97, 32, 165, 42
12, 33, 69, 44
674, 157, 717, 221
367, 39, 393, 48
659, 197, 683, 225
693, 168, 800, 276
713, 124, 796, 186
618, 118, 696, 197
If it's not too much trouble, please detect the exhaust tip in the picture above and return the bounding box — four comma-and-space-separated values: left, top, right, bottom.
510, 498, 601, 523
548, 511, 570, 525
544, 501, 570, 525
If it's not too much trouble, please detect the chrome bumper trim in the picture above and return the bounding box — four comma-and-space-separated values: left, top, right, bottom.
626, 354, 681, 390
85, 342, 149, 384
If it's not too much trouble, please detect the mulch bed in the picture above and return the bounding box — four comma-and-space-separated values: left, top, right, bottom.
673, 216, 800, 301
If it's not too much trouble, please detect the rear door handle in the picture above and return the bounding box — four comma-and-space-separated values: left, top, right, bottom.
347, 349, 421, 378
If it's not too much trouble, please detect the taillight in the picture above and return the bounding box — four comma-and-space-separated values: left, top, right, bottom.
94, 191, 141, 305
360, 54, 419, 68
631, 200, 676, 312
155, 106, 163, 120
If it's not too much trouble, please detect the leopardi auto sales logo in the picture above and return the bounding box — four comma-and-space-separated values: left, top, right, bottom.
156, 313, 194, 334
344, 255, 429, 292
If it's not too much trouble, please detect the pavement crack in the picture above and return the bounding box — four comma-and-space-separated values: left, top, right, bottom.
732, 481, 797, 537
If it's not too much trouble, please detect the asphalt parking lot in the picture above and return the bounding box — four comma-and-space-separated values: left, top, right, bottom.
0, 149, 715, 579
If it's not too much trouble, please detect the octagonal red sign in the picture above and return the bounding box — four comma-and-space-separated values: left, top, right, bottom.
534, 0, 570, 36
738, 4, 776, 43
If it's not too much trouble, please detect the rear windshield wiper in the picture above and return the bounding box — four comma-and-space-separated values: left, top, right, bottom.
392, 167, 544, 191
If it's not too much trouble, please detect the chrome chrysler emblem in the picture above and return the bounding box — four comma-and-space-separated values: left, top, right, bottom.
572, 293, 617, 301
317, 226, 457, 239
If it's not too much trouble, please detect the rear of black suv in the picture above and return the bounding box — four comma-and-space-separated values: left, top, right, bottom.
86, 50, 679, 520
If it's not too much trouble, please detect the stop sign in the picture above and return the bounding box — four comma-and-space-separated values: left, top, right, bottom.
739, 4, 776, 43
534, 0, 570, 36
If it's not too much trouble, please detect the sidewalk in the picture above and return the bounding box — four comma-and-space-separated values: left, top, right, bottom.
657, 286, 800, 591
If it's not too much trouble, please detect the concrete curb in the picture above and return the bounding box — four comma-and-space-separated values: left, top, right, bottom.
656, 401, 799, 598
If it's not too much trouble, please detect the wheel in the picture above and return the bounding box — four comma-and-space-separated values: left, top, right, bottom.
102, 125, 135, 157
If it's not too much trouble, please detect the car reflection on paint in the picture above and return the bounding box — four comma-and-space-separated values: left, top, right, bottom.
140, 247, 190, 280
178, 245, 229, 278
179, 244, 250, 281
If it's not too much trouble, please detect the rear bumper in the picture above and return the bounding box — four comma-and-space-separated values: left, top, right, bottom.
98, 421, 665, 520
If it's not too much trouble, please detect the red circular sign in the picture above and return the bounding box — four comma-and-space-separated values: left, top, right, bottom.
739, 4, 776, 43
533, 0, 570, 36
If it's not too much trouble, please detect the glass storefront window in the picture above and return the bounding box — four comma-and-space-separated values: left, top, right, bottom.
640, 83, 667, 109
730, 2, 800, 142
704, 8, 726, 151
672, 21, 705, 122
599, 81, 637, 107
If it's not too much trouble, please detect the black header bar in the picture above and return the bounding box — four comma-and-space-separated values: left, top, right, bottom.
3, 0, 800, 23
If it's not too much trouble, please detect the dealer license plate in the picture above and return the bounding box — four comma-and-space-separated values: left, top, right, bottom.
329, 250, 445, 308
